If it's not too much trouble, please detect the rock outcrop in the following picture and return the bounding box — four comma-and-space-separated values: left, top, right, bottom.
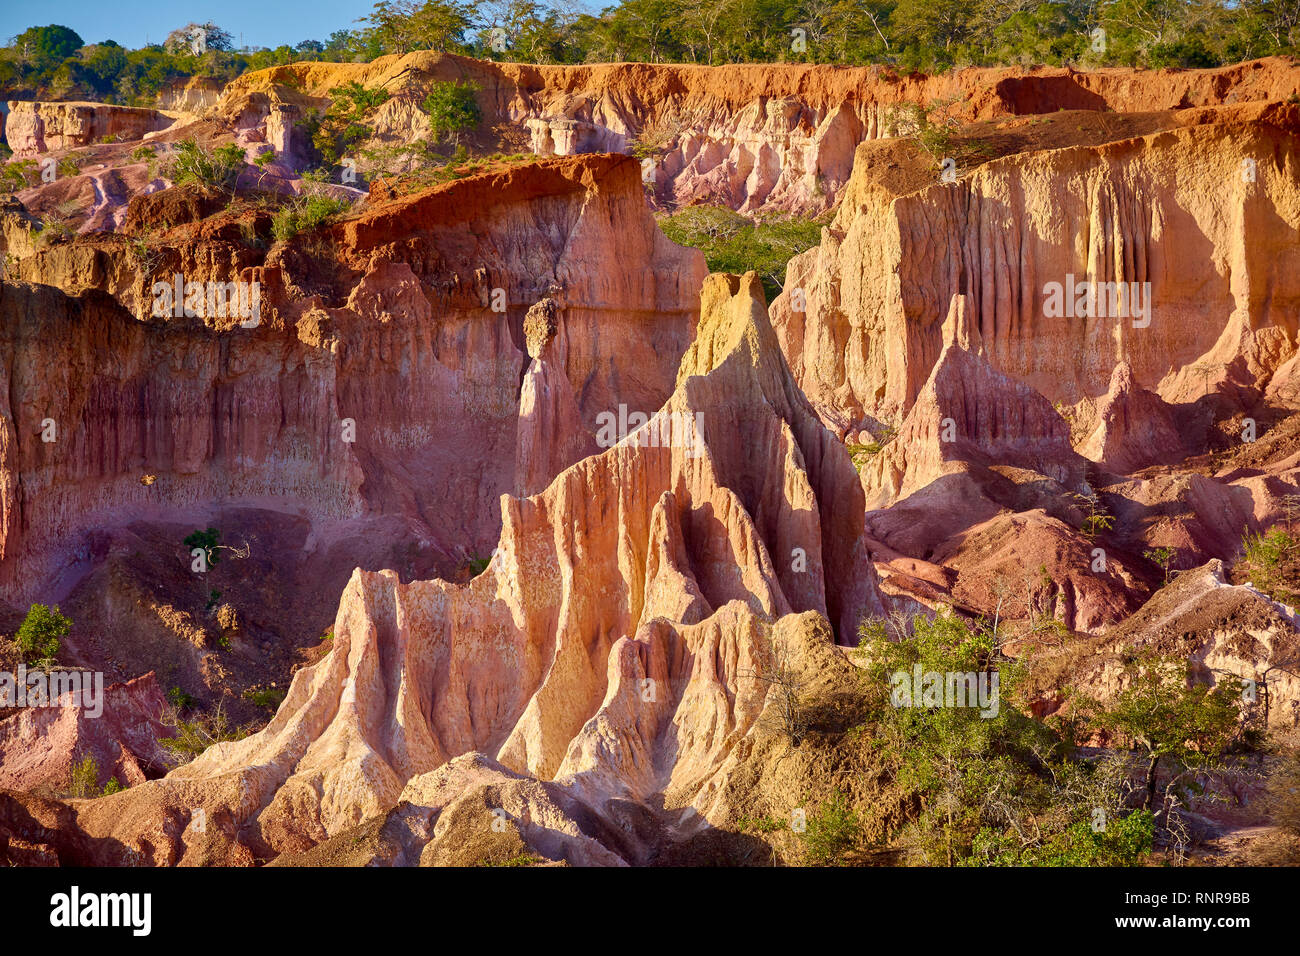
0, 672, 174, 793
1080, 363, 1189, 473
861, 339, 1086, 508
772, 102, 1300, 429
3, 52, 1300, 868
4, 102, 176, 156
1042, 561, 1300, 729
23, 271, 881, 865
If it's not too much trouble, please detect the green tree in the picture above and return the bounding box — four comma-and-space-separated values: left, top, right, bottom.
1083, 652, 1245, 811
14, 603, 71, 664
858, 611, 1058, 865
12, 25, 84, 65
307, 81, 391, 164
358, 0, 476, 54
420, 79, 481, 146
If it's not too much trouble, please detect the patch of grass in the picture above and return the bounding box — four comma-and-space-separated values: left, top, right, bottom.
270, 193, 350, 242
242, 686, 286, 710
656, 205, 824, 303
479, 853, 544, 867
158, 701, 252, 763
798, 790, 861, 865
737, 814, 786, 835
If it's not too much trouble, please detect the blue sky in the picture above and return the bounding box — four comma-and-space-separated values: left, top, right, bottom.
2, 0, 390, 50
2, 1, 606, 51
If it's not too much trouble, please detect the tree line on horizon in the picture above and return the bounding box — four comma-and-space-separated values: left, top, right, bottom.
2, 0, 1298, 106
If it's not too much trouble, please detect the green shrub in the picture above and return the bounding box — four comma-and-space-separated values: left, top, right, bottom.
271, 193, 350, 242
420, 80, 481, 147
799, 791, 861, 865
166, 138, 245, 192
159, 702, 250, 763
68, 754, 97, 797
14, 603, 71, 664
66, 754, 125, 798
855, 612, 1090, 866
36, 219, 74, 247
242, 686, 286, 710
308, 81, 392, 165
167, 686, 197, 710
967, 810, 1154, 866
184, 527, 221, 565
68, 754, 100, 798
0, 159, 39, 192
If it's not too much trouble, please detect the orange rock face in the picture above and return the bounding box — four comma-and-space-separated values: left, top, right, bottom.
772, 103, 1300, 429
216, 53, 1300, 214
3, 54, 1300, 867
4, 101, 177, 157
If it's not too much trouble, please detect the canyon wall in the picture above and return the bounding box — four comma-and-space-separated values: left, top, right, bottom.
771, 102, 1300, 434
53, 271, 883, 864
3, 102, 178, 156
215, 54, 1300, 215
0, 155, 705, 605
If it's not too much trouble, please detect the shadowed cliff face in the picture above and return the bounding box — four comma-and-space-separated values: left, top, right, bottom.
0, 156, 704, 597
